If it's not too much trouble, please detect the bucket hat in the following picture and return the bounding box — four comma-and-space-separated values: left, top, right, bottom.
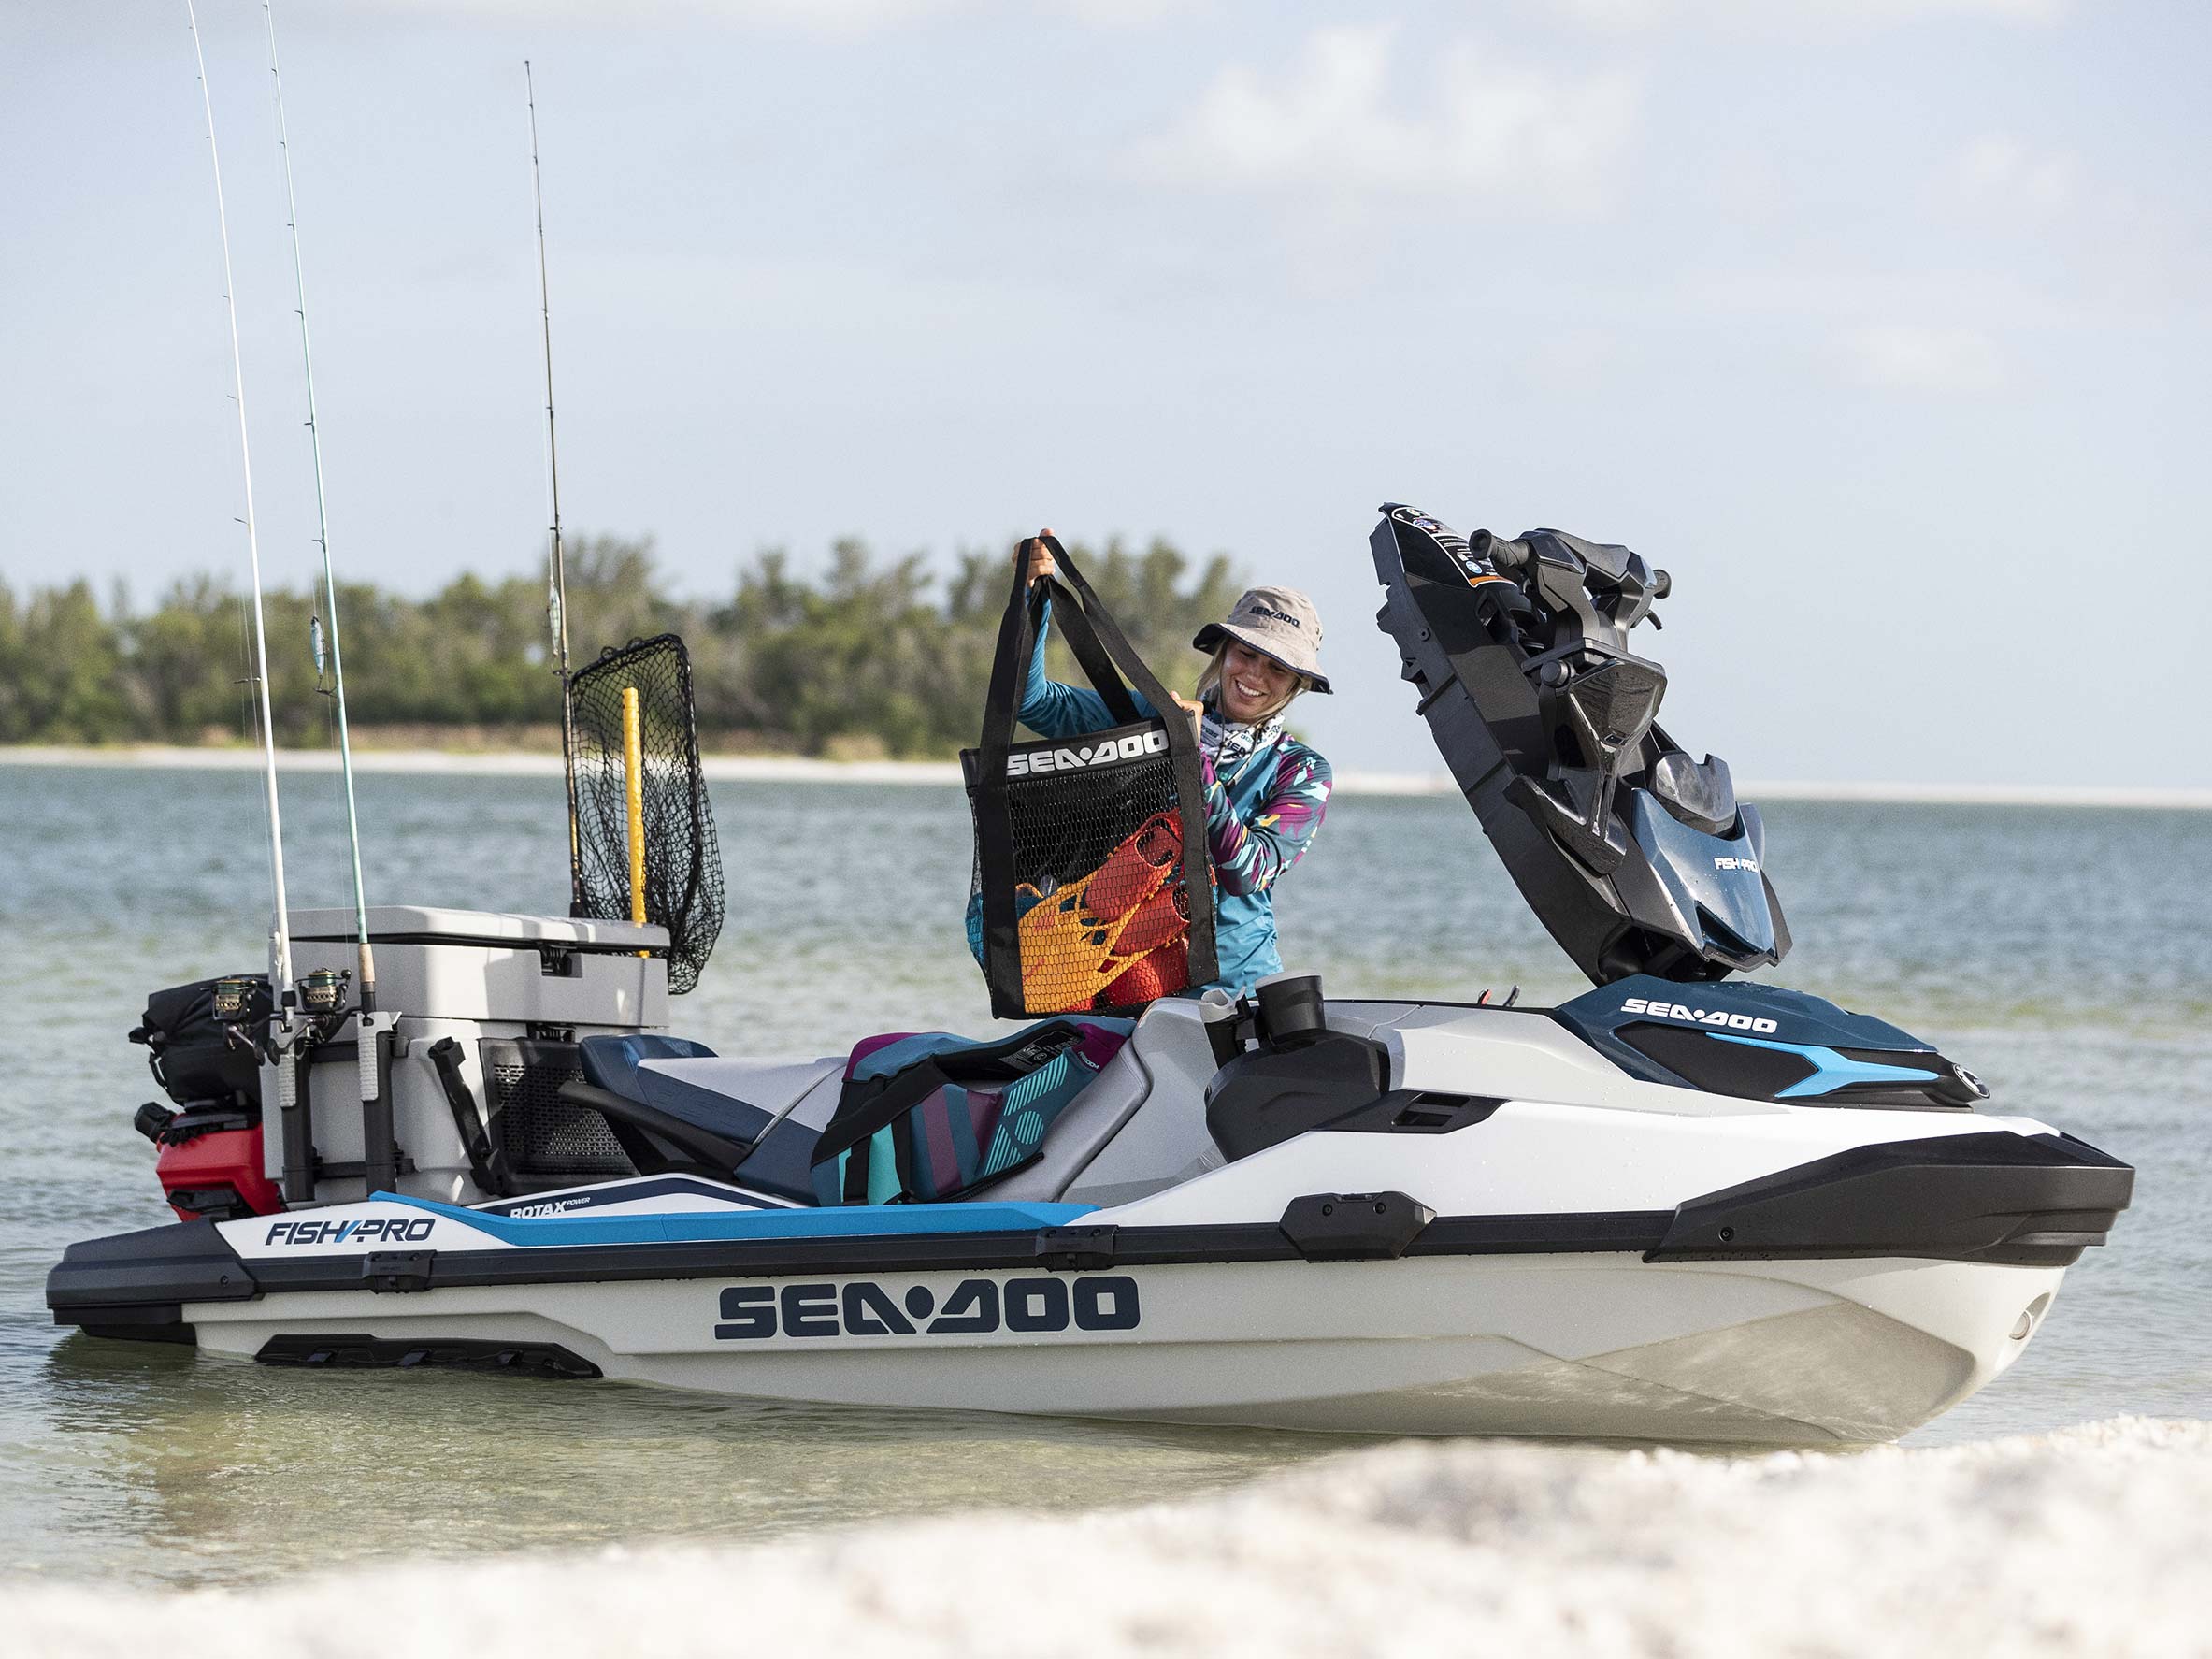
1192, 585, 1330, 694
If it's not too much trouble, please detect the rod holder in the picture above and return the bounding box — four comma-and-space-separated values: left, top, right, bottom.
360, 1019, 396, 1197
278, 1048, 313, 1204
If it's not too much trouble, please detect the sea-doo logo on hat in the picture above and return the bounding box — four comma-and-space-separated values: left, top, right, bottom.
1242, 603, 1303, 629
1007, 729, 1167, 778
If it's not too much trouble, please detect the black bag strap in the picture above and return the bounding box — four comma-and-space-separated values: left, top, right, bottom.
1037, 537, 1218, 991
975, 563, 1043, 1013
812, 1057, 954, 1204
1039, 581, 1142, 729
977, 546, 1142, 758
1034, 536, 1176, 724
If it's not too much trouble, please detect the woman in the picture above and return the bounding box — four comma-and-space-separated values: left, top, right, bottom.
1013, 531, 1332, 994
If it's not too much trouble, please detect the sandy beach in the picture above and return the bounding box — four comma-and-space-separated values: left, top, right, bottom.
9, 1419, 2207, 1658
4, 745, 2208, 808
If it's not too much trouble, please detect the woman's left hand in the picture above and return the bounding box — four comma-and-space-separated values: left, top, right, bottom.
1170, 696, 1205, 744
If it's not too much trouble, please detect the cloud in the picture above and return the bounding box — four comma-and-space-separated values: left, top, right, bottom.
1056, 0, 1203, 22
1558, 0, 2065, 34
1948, 134, 2082, 216
342, 0, 1194, 28
343, 0, 966, 28
1839, 325, 2009, 393
1128, 25, 1639, 211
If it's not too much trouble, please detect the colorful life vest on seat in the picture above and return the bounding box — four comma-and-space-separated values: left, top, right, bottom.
809, 1018, 1131, 1205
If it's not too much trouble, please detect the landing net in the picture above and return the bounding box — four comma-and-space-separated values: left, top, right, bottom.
567, 634, 725, 994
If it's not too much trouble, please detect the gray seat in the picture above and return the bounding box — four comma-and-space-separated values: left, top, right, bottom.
984, 1000, 1227, 1208
572, 1036, 840, 1203
579, 1036, 839, 1144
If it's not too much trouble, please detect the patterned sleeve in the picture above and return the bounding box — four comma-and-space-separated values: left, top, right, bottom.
1201, 744, 1332, 897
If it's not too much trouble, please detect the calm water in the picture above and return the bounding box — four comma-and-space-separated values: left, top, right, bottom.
2, 764, 2207, 1587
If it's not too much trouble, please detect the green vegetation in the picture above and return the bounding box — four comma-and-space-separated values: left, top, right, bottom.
0, 535, 1246, 758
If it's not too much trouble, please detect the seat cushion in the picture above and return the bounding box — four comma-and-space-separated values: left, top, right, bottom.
578, 1035, 791, 1146
728, 1116, 826, 1205
579, 1033, 716, 1093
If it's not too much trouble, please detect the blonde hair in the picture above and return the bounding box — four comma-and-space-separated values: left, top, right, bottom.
1195, 643, 1306, 725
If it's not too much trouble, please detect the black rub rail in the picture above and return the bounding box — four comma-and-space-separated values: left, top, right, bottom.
49, 1132, 2132, 1339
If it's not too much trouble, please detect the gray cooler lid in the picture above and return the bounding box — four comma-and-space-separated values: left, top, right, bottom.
288, 905, 668, 951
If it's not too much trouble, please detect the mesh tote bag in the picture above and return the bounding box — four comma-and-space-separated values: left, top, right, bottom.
962, 538, 1217, 1018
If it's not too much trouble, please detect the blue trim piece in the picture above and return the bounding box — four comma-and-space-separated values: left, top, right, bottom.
376, 1193, 1094, 1248
1709, 1034, 1938, 1100
1553, 974, 1941, 1090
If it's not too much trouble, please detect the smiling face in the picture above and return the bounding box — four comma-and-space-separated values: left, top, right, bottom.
1214, 641, 1301, 724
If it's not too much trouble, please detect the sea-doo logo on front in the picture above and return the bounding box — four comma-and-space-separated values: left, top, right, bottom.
1244, 604, 1303, 629
1007, 730, 1166, 778
714, 1275, 1140, 1340
1620, 997, 1779, 1035
265, 1217, 436, 1246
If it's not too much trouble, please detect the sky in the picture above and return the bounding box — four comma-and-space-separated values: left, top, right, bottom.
1, 0, 2205, 783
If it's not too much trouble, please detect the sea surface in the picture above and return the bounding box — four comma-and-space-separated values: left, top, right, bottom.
1, 763, 2207, 1594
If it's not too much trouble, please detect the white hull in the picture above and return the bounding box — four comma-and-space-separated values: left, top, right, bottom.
186, 1250, 2063, 1444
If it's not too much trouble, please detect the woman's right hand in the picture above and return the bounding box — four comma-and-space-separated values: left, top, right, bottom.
1169, 695, 1205, 746
1019, 529, 1059, 589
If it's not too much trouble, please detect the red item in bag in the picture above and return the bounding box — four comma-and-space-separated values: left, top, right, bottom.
1099, 945, 1189, 1006
1112, 879, 1191, 958
1083, 811, 1182, 919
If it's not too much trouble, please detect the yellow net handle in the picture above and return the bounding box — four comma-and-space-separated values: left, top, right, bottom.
622, 686, 647, 946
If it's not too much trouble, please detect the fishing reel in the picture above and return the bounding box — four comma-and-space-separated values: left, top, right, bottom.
214, 968, 351, 1063
296, 968, 353, 1043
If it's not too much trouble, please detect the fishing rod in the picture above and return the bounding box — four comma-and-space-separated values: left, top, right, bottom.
262, 0, 375, 1031
185, 0, 296, 1016
525, 59, 582, 909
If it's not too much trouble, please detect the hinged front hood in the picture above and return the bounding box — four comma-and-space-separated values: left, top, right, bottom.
1371, 503, 1790, 985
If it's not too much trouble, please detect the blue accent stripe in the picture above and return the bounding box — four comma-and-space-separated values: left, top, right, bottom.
375, 1193, 1094, 1248
1710, 1034, 1937, 1100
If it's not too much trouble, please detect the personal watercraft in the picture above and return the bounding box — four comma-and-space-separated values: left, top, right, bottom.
47, 506, 2133, 1445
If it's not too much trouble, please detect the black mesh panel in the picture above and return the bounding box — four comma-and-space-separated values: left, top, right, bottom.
481, 1039, 633, 1179
964, 723, 1199, 1015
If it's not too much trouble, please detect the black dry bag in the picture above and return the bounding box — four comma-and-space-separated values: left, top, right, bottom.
962, 537, 1217, 1018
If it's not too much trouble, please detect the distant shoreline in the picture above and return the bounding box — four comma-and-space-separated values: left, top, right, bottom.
4, 744, 2208, 808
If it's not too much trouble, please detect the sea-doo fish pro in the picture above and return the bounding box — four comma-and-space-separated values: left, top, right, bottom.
48, 506, 2133, 1445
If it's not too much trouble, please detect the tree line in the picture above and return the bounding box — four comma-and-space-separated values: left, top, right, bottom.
0, 535, 1247, 757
